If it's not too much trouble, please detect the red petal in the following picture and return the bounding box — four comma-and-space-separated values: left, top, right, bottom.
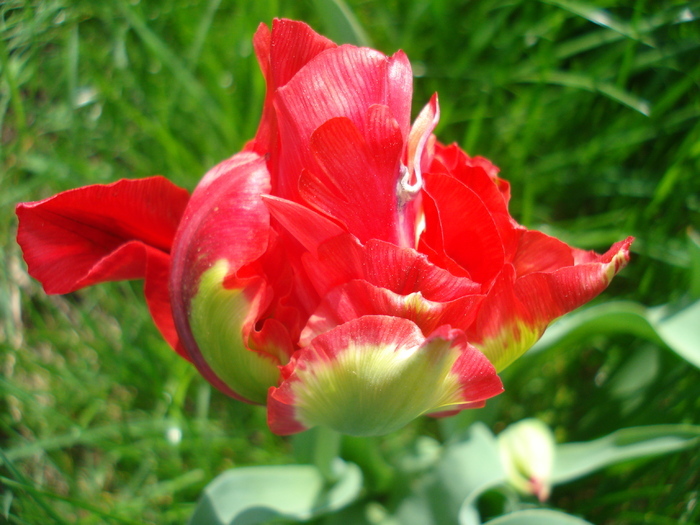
514, 237, 634, 321
266, 385, 309, 435
300, 279, 484, 345
300, 112, 406, 244
262, 195, 345, 255
432, 142, 511, 205
385, 50, 414, 139
16, 177, 189, 356
276, 46, 412, 140
143, 249, 187, 357
170, 152, 271, 299
469, 237, 633, 370
16, 176, 189, 294
170, 152, 273, 391
268, 316, 502, 436
274, 46, 412, 201
267, 19, 337, 89
248, 317, 295, 365
467, 264, 538, 371
437, 327, 504, 406
422, 172, 505, 285
304, 233, 480, 302
249, 19, 336, 157
432, 144, 520, 256
512, 230, 575, 276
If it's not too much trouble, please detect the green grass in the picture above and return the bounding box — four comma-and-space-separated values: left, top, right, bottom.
1, 0, 699, 523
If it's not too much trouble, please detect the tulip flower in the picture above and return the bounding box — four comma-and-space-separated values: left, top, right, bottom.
15, 19, 632, 437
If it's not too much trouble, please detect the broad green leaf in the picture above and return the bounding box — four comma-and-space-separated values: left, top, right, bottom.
531, 301, 661, 351
393, 492, 437, 525
552, 425, 700, 484
394, 423, 505, 525
649, 301, 700, 368
483, 509, 594, 525
531, 300, 700, 369
606, 346, 659, 408
319, 502, 390, 525
189, 461, 362, 525
440, 423, 506, 525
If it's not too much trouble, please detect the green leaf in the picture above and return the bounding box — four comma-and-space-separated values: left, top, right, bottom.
438, 423, 506, 510
483, 509, 594, 525
394, 423, 506, 525
689, 229, 700, 300
189, 461, 362, 525
552, 425, 700, 484
531, 300, 700, 369
650, 301, 700, 368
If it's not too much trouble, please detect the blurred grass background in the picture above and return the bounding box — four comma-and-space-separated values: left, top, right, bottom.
1, 0, 698, 523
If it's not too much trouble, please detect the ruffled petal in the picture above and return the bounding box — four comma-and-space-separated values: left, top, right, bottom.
143, 248, 183, 354
15, 176, 189, 293
422, 172, 505, 286
15, 176, 190, 355
299, 110, 407, 244
300, 279, 483, 345
431, 142, 511, 206
249, 19, 336, 159
469, 238, 633, 371
467, 264, 538, 372
303, 233, 480, 302
185, 261, 281, 404
274, 46, 412, 201
262, 195, 345, 255
514, 237, 634, 321
268, 316, 502, 436
511, 230, 575, 276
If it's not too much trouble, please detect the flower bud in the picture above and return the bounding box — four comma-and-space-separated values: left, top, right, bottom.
498, 418, 556, 501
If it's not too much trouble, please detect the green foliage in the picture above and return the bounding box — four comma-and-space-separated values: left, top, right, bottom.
552, 424, 700, 484
2, 0, 698, 523
532, 299, 700, 368
483, 509, 594, 525
189, 460, 362, 525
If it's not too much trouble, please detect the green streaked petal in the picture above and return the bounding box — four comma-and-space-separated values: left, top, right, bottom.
475, 319, 543, 372
190, 260, 281, 404
292, 317, 465, 436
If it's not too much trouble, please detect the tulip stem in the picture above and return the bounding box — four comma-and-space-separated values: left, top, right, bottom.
292, 426, 343, 484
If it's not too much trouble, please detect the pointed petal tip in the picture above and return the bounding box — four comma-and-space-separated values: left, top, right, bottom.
600, 235, 634, 281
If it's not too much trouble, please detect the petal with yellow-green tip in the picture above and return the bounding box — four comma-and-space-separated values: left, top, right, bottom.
469, 237, 633, 372
189, 260, 284, 405
267, 316, 502, 436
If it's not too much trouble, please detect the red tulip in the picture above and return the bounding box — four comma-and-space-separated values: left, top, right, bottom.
15, 19, 632, 436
